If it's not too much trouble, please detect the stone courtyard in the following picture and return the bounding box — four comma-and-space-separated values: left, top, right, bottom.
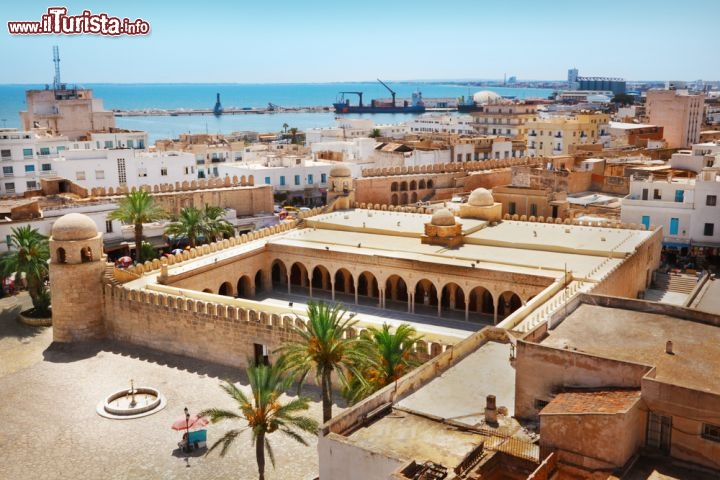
0, 293, 323, 480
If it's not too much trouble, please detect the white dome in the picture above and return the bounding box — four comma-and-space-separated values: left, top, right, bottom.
52, 213, 98, 241
431, 208, 456, 227
468, 188, 494, 207
472, 91, 502, 105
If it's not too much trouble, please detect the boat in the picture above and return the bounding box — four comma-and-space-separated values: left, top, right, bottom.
456, 95, 482, 113
333, 79, 425, 114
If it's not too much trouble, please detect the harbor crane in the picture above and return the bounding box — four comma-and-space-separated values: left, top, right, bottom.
377, 78, 397, 106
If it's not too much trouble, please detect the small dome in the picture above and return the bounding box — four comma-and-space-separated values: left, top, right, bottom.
431, 208, 456, 226
468, 188, 495, 207
472, 90, 502, 105
329, 163, 352, 178
52, 213, 98, 241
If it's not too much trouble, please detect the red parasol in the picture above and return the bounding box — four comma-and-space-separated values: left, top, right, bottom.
171, 413, 209, 431
115, 256, 133, 268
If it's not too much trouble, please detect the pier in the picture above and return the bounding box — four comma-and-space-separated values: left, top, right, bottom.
113, 105, 333, 117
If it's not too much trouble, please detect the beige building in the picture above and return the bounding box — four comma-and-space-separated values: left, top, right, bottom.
20, 87, 115, 140
526, 112, 611, 157
470, 101, 543, 139
646, 89, 704, 148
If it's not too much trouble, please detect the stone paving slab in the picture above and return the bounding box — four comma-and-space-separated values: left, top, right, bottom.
0, 297, 326, 480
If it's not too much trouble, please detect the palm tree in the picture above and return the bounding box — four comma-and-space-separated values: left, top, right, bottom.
343, 323, 422, 405
201, 362, 319, 480
165, 205, 234, 248
0, 225, 50, 314
288, 127, 298, 144
200, 205, 235, 242
368, 128, 381, 139
108, 191, 167, 262
276, 301, 370, 423
165, 206, 203, 248
282, 122, 289, 134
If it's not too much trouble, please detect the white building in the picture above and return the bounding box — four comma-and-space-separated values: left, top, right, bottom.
621, 142, 720, 250
305, 118, 407, 144
405, 114, 477, 135
0, 128, 151, 196
215, 155, 337, 205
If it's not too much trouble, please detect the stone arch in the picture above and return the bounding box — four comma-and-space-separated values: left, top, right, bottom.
391, 193, 399, 206
410, 192, 418, 204
271, 259, 288, 289
334, 267, 355, 296
468, 286, 494, 318
254, 270, 264, 296
290, 261, 309, 290
427, 179, 434, 189
357, 271, 378, 299
414, 278, 438, 311
400, 192, 408, 205
498, 290, 522, 319
219, 281, 233, 297
311, 265, 331, 292
202, 288, 213, 294
391, 181, 398, 192
441, 282, 466, 313
410, 180, 417, 190
419, 179, 426, 189
80, 246, 93, 263
385, 274, 408, 310
400, 181, 408, 191
56, 247, 66, 264
236, 275, 253, 299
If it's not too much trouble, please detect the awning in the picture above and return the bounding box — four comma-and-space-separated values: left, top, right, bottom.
662, 241, 690, 248
691, 241, 720, 248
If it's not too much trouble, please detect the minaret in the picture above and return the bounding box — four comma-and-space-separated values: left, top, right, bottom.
49, 213, 106, 342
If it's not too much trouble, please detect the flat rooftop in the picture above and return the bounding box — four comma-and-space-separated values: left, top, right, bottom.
541, 303, 720, 394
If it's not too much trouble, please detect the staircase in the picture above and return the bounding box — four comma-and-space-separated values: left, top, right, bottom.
644, 272, 698, 304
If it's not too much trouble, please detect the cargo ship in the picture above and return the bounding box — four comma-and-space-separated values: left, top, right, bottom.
333, 79, 426, 114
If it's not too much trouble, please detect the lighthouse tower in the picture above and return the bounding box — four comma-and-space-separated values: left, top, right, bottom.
49, 213, 106, 342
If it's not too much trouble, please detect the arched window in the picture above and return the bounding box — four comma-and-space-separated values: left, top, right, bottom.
56, 247, 66, 264
81, 247, 93, 263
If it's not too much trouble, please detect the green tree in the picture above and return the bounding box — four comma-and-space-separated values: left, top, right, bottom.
288, 127, 298, 144
343, 323, 422, 405
276, 301, 370, 423
0, 225, 50, 315
108, 191, 167, 262
368, 128, 381, 138
611, 93, 634, 106
282, 123, 289, 134
201, 362, 318, 480
165, 205, 234, 248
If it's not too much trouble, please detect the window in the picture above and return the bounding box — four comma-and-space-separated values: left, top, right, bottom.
104, 141, 113, 149
138, 139, 145, 149
57, 146, 65, 152
4, 182, 15, 193
41, 163, 51, 171
707, 195, 717, 206
127, 140, 134, 149
508, 202, 516, 215
321, 173, 327, 184
264, 176, 271, 185
641, 215, 650, 230
95, 170, 105, 180
653, 189, 661, 200
40, 147, 50, 155
307, 174, 314, 185
105, 220, 113, 233
279, 176, 286, 186
294, 175, 300, 186
23, 148, 33, 158
704, 223, 715, 236
24, 164, 35, 173
117, 158, 126, 184
702, 423, 720, 443
3, 166, 13, 176
160, 167, 168, 176
530, 204, 538, 216
674, 190, 684, 203
1, 149, 10, 159
669, 218, 679, 235
26, 181, 37, 190
76, 171, 86, 181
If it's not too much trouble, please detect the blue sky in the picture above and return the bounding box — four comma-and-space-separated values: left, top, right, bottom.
2, 0, 719, 84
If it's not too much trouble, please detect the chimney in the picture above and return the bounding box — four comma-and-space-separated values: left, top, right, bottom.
484, 394, 498, 425
666, 340, 674, 355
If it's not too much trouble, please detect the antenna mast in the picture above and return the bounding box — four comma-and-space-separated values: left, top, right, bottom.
53, 45, 61, 89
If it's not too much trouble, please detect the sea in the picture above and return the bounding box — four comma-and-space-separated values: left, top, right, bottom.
0, 82, 555, 144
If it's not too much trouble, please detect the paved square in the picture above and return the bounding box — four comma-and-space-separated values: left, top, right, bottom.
0, 294, 323, 480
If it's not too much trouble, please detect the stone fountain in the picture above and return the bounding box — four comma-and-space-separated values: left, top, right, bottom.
97, 379, 167, 419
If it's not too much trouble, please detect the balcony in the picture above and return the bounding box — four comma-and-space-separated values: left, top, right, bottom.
528, 132, 537, 137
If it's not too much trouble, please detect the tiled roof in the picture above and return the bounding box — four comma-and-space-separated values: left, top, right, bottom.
540, 389, 641, 415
